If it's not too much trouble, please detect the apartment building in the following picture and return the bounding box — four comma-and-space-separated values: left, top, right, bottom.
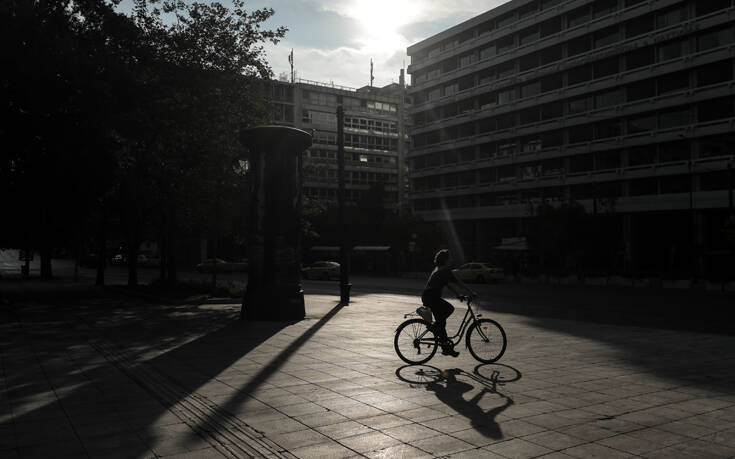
269, 77, 410, 213
407, 0, 735, 277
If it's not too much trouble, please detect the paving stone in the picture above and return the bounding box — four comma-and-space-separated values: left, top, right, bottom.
316, 421, 374, 440
339, 430, 402, 453
381, 422, 438, 442
365, 443, 433, 458
484, 437, 553, 458
563, 441, 634, 458
411, 434, 474, 456
290, 439, 356, 459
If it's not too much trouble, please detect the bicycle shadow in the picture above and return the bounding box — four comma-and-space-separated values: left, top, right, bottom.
395, 363, 521, 439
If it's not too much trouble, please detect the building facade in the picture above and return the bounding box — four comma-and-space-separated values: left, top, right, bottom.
269, 77, 410, 213
407, 0, 735, 277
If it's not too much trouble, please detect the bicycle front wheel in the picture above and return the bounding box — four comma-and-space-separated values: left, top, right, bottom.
466, 318, 507, 363
394, 319, 438, 365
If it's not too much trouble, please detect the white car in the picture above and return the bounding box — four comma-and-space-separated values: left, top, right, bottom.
452, 262, 504, 283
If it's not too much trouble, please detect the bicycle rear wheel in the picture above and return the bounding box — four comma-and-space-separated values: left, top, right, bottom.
466, 318, 507, 363
394, 319, 438, 365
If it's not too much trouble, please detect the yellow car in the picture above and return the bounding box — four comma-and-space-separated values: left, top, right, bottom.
452, 262, 504, 283
301, 261, 340, 280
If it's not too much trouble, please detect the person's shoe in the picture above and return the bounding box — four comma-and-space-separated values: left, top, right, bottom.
440, 342, 459, 357
416, 306, 433, 324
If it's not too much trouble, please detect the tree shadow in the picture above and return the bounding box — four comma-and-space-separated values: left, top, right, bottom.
395, 363, 521, 439
2, 296, 346, 457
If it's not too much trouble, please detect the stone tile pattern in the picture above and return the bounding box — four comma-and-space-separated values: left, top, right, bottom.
1, 292, 735, 458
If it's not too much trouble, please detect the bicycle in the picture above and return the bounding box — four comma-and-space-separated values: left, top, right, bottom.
394, 295, 507, 365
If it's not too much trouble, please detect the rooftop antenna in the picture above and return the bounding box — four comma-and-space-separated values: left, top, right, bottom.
370, 59, 374, 87
288, 48, 294, 83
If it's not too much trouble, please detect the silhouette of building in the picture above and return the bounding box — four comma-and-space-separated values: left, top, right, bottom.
269, 75, 411, 213
407, 0, 735, 278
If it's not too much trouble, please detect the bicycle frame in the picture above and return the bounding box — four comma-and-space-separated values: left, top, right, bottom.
409, 299, 484, 348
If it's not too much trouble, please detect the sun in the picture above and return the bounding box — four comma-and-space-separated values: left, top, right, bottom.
347, 0, 415, 53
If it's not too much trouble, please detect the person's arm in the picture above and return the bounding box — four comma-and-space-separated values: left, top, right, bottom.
447, 270, 477, 298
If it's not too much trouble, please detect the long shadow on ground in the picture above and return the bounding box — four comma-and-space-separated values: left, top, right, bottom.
1, 293, 346, 457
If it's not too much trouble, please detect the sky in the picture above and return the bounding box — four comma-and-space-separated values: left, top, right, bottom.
117, 0, 508, 89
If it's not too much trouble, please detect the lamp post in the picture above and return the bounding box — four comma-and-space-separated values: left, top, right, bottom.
337, 105, 352, 304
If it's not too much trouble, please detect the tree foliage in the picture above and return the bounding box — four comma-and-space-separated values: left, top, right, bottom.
1, 0, 286, 283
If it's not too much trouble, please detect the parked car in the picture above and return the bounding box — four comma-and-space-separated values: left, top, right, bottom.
195, 258, 248, 273
111, 254, 126, 265
452, 262, 504, 283
301, 261, 340, 280
137, 254, 160, 267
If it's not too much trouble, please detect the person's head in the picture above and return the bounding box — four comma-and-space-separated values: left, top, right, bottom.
433, 249, 450, 267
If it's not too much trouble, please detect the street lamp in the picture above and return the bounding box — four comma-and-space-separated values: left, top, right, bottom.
337, 105, 352, 304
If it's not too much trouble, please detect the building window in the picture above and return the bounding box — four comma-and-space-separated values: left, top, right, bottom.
658, 107, 690, 129
656, 5, 688, 29
627, 79, 655, 100
497, 113, 516, 130
593, 0, 618, 18
629, 178, 658, 196
541, 73, 563, 92
570, 154, 593, 172
696, 0, 731, 16
521, 81, 541, 98
696, 61, 733, 87
626, 47, 655, 69
658, 40, 686, 61
519, 53, 539, 71
628, 145, 656, 166
568, 96, 590, 114
658, 71, 689, 94
659, 175, 689, 194
568, 36, 591, 57
520, 27, 540, 46
698, 97, 734, 122
540, 46, 562, 65
540, 17, 562, 37
568, 5, 591, 28
594, 27, 619, 48
497, 61, 515, 78
496, 12, 515, 28
698, 27, 735, 51
498, 88, 516, 103
541, 130, 564, 147
595, 120, 622, 139
520, 107, 541, 125
480, 45, 496, 60
595, 89, 622, 108
626, 14, 654, 38
568, 64, 592, 85
659, 140, 689, 162
496, 35, 515, 53
459, 52, 477, 68
627, 115, 656, 133
569, 124, 593, 143
593, 57, 619, 79
541, 101, 563, 120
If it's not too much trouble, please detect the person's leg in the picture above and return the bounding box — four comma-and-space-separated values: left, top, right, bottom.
428, 298, 454, 343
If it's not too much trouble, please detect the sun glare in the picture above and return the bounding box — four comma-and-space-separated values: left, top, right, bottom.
348, 0, 414, 53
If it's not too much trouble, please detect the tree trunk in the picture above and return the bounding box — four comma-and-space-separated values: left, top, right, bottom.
95, 211, 106, 286
127, 237, 138, 286
40, 244, 53, 279
166, 206, 177, 283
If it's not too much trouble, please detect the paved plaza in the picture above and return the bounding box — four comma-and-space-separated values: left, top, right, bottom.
1, 283, 735, 458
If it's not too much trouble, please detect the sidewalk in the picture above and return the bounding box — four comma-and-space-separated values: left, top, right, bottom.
2, 289, 735, 458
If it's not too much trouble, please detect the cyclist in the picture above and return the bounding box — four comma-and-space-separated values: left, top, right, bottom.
418, 249, 477, 357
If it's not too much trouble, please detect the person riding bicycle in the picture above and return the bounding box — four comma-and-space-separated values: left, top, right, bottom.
419, 249, 476, 357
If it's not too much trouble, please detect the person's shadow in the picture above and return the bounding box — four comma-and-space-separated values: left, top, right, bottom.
425, 367, 515, 438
